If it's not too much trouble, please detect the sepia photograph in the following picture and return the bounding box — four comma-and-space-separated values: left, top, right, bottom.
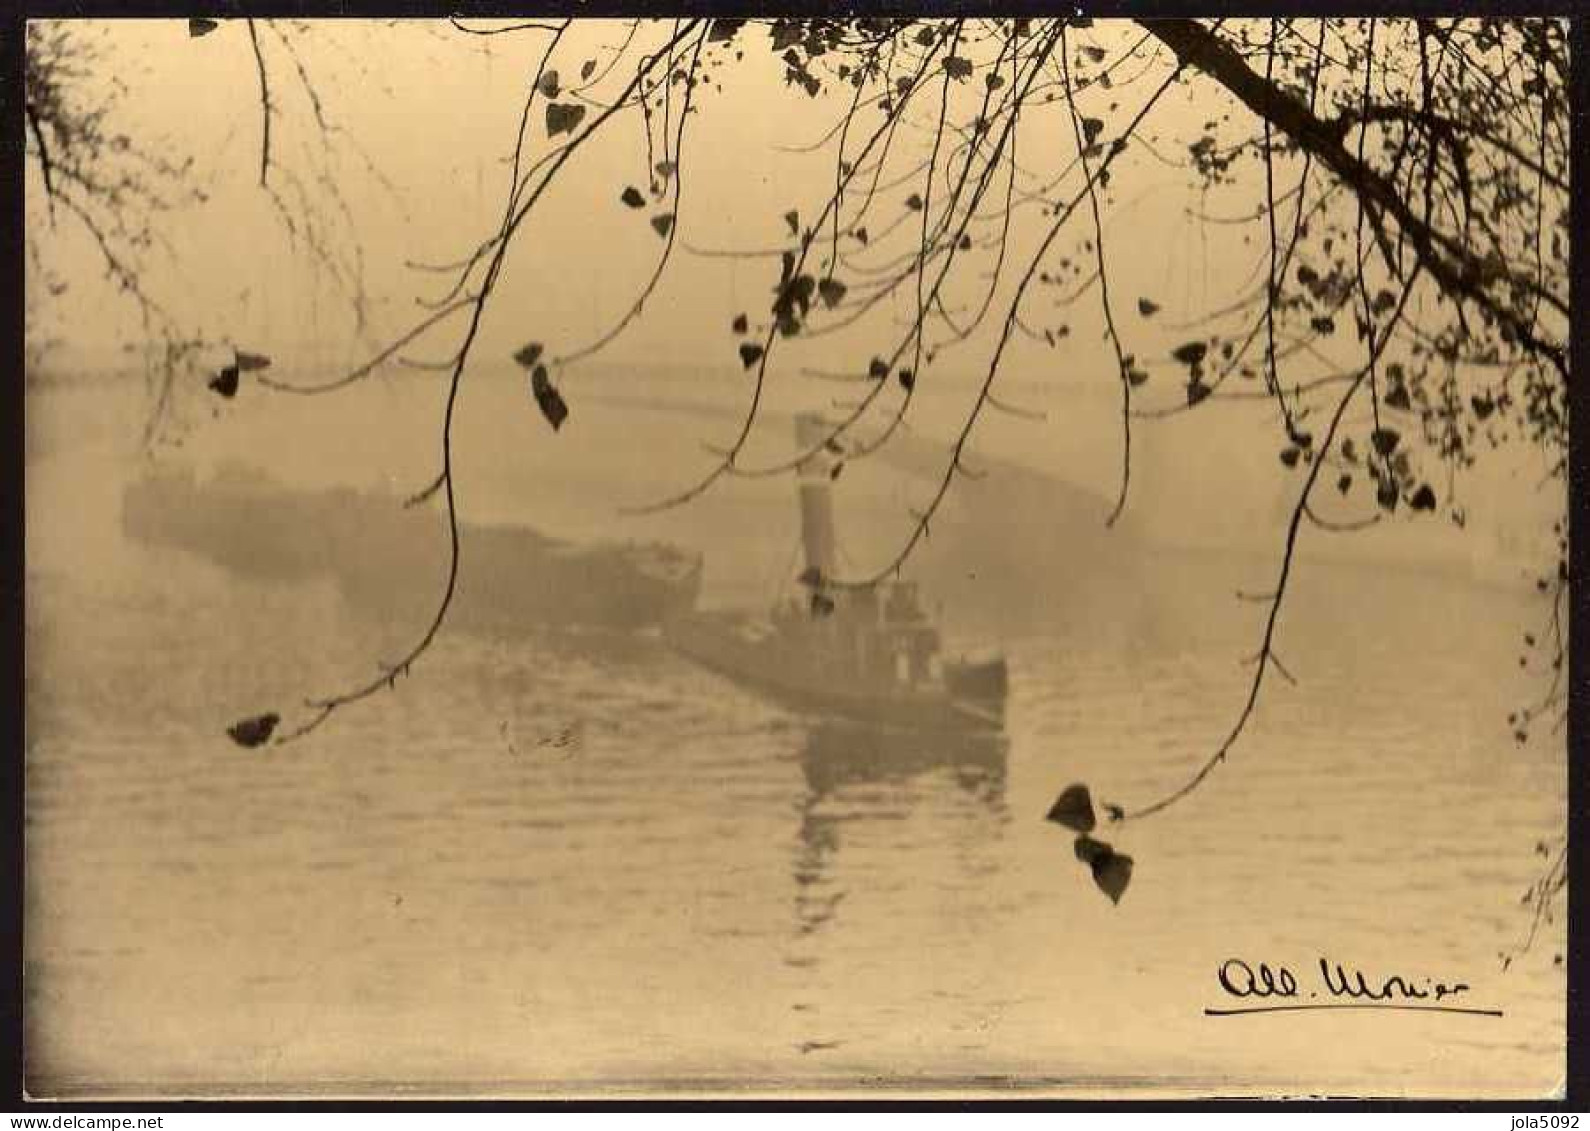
20, 14, 1573, 1099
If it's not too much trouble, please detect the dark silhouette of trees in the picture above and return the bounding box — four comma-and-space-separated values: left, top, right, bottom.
24, 17, 1570, 915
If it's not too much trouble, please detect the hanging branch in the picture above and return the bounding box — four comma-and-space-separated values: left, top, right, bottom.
1059, 26, 1133, 528
1108, 264, 1424, 823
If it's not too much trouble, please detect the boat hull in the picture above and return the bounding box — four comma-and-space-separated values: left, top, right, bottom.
665, 610, 1005, 733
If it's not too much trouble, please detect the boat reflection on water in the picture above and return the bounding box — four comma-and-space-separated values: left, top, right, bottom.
789, 719, 1008, 945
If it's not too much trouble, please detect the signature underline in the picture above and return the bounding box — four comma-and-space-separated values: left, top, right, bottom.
1205, 1003, 1504, 1018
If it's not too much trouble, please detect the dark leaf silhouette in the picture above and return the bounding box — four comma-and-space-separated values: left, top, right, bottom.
943, 55, 973, 80
655, 159, 677, 178
227, 712, 279, 748
738, 342, 764, 369
1376, 479, 1399, 512
783, 209, 799, 235
1081, 45, 1107, 63
580, 58, 596, 80
1073, 834, 1112, 865
208, 364, 239, 398
1280, 447, 1300, 468
530, 364, 568, 431
1371, 427, 1401, 456
853, 226, 869, 245
868, 356, 889, 380
1126, 364, 1149, 386
904, 193, 924, 211
1384, 383, 1412, 411
897, 369, 915, 392
1171, 341, 1207, 366
537, 69, 560, 98
512, 341, 544, 368
545, 101, 586, 137
1337, 473, 1353, 495
1091, 849, 1134, 905
1081, 116, 1105, 145
707, 18, 744, 43
732, 313, 748, 334
830, 462, 844, 481
235, 350, 272, 372
817, 277, 847, 308
1045, 783, 1096, 833
1310, 315, 1336, 335
1186, 379, 1210, 407
650, 213, 675, 238
1471, 394, 1495, 419
620, 185, 645, 208
1410, 484, 1438, 511
985, 72, 1006, 92
188, 18, 220, 37
1137, 297, 1160, 316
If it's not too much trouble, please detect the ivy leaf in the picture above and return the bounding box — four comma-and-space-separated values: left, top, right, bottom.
897, 369, 915, 392
985, 72, 1006, 92
208, 364, 239, 398
868, 357, 889, 380
1081, 45, 1107, 64
1073, 834, 1112, 865
1091, 849, 1134, 905
529, 364, 568, 431
1337, 473, 1353, 495
817, 277, 847, 308
620, 185, 646, 208
1410, 484, 1438, 511
1280, 447, 1301, 468
1371, 427, 1401, 456
1171, 341, 1207, 366
739, 342, 764, 369
904, 193, 924, 211
853, 226, 869, 245
1045, 784, 1096, 834
537, 69, 560, 98
943, 55, 973, 81
655, 159, 677, 179
1136, 297, 1160, 317
650, 213, 675, 238
1376, 479, 1399, 512
1471, 394, 1495, 420
580, 58, 597, 80
707, 18, 744, 43
512, 342, 544, 369
545, 102, 586, 137
1310, 315, 1336, 335
1081, 117, 1105, 145
227, 712, 279, 748
188, 18, 220, 37
1186, 379, 1211, 407
783, 209, 800, 236
1126, 366, 1149, 387
732, 313, 748, 334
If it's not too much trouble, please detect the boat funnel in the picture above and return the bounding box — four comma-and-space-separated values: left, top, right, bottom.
795, 413, 838, 583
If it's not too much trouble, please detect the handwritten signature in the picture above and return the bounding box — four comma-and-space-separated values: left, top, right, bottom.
1207, 956, 1502, 1017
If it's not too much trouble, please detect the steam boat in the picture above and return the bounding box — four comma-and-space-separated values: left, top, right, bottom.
665, 414, 1008, 731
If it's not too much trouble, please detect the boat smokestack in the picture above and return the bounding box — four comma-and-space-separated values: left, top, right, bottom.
795, 413, 838, 581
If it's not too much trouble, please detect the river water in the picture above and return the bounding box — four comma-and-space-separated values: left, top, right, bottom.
24, 375, 1566, 1098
